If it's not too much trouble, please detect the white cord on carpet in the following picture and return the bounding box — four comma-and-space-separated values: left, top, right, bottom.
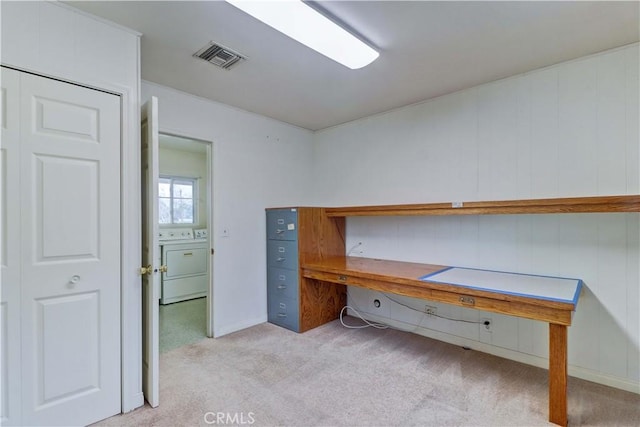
339, 288, 486, 334
339, 305, 389, 329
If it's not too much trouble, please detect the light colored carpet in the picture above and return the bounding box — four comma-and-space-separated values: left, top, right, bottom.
159, 297, 207, 353
98, 318, 639, 426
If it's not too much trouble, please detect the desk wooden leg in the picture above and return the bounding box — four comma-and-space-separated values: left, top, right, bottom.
549, 323, 568, 426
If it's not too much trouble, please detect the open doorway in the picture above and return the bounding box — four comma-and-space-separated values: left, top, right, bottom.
156, 133, 213, 353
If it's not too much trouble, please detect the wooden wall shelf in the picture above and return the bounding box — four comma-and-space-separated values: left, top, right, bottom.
325, 195, 640, 217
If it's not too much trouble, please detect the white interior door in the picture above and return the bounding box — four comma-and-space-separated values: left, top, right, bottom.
141, 96, 160, 407
1, 66, 22, 426
18, 72, 121, 425
206, 142, 213, 338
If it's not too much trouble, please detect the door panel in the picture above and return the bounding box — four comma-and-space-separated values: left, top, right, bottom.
37, 292, 100, 404
36, 156, 99, 260
0, 66, 21, 426
34, 97, 100, 142
0, 304, 9, 420
19, 72, 121, 426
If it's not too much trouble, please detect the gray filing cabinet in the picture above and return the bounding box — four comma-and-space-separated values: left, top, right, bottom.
266, 208, 299, 332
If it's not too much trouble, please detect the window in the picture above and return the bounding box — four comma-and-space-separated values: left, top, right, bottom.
159, 176, 197, 224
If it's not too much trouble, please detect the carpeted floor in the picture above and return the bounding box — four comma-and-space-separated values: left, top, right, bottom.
98, 318, 640, 427
159, 297, 207, 353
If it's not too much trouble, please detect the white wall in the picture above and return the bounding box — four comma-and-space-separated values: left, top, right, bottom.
3, 1, 636, 406
141, 81, 314, 337
312, 44, 640, 392
1, 0, 143, 414
159, 146, 208, 228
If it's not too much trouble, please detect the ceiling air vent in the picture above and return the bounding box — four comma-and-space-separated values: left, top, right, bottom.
193, 42, 246, 70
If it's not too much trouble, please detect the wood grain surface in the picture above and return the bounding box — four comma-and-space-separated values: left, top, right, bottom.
325, 195, 640, 217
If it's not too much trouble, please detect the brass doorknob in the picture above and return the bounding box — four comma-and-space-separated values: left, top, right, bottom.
139, 265, 152, 275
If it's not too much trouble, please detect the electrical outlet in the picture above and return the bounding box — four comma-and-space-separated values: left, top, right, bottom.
367, 297, 384, 313
425, 305, 437, 317
481, 318, 492, 332
348, 241, 365, 256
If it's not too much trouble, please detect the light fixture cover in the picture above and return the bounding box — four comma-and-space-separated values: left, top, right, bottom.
226, 0, 379, 69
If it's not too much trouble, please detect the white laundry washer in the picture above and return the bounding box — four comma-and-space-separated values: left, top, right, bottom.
159, 228, 209, 304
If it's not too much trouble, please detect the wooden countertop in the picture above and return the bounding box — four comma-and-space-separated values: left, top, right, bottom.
302, 256, 580, 325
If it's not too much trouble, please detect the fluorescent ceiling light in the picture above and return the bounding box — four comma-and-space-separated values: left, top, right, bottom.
226, 0, 379, 69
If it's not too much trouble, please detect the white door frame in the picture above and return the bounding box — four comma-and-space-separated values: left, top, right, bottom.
158, 127, 215, 337
115, 82, 145, 415
95, 77, 148, 413
104, 81, 144, 414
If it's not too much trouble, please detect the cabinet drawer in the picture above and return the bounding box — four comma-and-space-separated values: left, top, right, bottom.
164, 246, 208, 278
267, 267, 298, 300
268, 295, 299, 332
161, 275, 207, 304
267, 240, 298, 270
266, 209, 298, 241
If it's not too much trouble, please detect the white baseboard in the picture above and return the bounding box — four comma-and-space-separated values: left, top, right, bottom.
348, 309, 640, 395
214, 315, 267, 338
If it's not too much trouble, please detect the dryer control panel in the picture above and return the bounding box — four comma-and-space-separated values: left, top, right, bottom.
159, 228, 194, 241
194, 229, 208, 239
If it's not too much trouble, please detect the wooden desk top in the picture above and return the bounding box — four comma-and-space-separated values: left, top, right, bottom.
302, 256, 447, 283
302, 256, 580, 325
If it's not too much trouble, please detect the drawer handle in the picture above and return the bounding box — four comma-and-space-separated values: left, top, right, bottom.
277, 285, 287, 290
459, 296, 475, 306
277, 313, 287, 318
277, 257, 285, 262
338, 275, 347, 281
276, 229, 285, 234
183, 252, 193, 256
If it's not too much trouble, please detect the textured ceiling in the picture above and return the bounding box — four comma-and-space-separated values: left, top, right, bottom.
70, 1, 639, 131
